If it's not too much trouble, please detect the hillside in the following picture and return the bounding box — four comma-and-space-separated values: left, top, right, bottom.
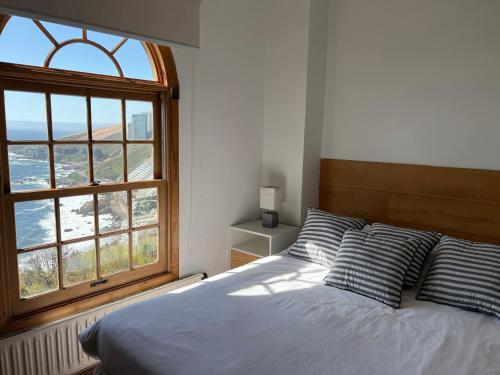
13, 124, 152, 185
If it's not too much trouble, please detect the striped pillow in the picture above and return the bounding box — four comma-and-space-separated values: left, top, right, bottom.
370, 223, 441, 287
288, 208, 366, 268
324, 230, 420, 308
417, 236, 500, 319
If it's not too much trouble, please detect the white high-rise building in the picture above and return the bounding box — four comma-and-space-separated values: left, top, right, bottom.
128, 111, 152, 139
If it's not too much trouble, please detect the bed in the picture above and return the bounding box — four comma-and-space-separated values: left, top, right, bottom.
80, 253, 500, 375
80, 159, 500, 374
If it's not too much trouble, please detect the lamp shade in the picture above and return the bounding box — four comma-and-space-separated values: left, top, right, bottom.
260, 186, 279, 211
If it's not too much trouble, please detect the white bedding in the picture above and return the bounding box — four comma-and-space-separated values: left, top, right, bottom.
80, 255, 500, 375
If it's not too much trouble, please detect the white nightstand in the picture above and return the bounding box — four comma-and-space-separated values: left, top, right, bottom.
229, 220, 299, 268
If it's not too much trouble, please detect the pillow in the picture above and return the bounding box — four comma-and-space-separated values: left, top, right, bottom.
417, 236, 500, 319
370, 223, 441, 287
288, 208, 366, 268
324, 230, 420, 308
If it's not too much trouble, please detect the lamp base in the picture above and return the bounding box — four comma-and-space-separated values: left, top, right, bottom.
262, 211, 279, 228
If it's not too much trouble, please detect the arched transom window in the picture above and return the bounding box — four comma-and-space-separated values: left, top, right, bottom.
0, 14, 179, 325
0, 15, 154, 80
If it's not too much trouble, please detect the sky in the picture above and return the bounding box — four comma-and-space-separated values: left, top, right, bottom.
0, 16, 153, 125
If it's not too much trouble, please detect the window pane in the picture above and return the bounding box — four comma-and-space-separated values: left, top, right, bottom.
100, 234, 129, 276
18, 247, 59, 298
60, 195, 95, 241
50, 43, 119, 76
15, 199, 56, 249
51, 94, 87, 139
0, 16, 53, 67
127, 144, 153, 181
5, 91, 47, 141
126, 101, 153, 140
87, 31, 123, 52
62, 240, 96, 287
54, 145, 89, 187
40, 21, 81, 43
132, 188, 158, 227
93, 144, 124, 183
115, 40, 153, 80
133, 228, 158, 268
98, 191, 128, 233
91, 98, 122, 140
8, 145, 50, 192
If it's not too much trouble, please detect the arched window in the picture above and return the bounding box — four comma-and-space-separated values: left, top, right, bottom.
0, 14, 179, 326
0, 16, 153, 80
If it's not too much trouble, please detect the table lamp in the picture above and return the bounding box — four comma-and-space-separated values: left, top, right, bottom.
260, 186, 280, 228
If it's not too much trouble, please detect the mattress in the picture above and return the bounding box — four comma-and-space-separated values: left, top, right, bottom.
80, 255, 500, 375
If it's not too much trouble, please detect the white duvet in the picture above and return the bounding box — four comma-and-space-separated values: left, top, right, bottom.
80, 255, 500, 375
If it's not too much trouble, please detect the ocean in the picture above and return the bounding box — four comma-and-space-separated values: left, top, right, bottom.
9, 122, 114, 252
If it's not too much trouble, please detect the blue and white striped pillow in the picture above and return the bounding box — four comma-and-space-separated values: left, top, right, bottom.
370, 223, 441, 287
324, 230, 420, 308
288, 208, 366, 268
417, 236, 500, 319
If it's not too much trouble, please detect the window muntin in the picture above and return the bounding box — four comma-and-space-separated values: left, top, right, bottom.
0, 15, 154, 81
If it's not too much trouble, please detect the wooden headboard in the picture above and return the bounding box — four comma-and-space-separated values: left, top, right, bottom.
319, 159, 500, 244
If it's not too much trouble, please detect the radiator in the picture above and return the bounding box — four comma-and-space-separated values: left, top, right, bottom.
0, 273, 206, 375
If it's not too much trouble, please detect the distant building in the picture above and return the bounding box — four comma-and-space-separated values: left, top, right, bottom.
128, 112, 152, 139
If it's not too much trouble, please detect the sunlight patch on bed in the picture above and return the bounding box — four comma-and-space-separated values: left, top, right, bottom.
228, 270, 319, 297
228, 284, 273, 296
228, 280, 316, 297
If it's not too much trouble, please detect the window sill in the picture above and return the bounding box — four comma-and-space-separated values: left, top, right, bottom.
1, 272, 177, 336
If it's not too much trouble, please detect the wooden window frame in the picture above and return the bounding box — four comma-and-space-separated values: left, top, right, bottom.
0, 15, 179, 334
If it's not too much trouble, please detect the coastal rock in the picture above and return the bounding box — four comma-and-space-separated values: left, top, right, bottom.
73, 200, 94, 216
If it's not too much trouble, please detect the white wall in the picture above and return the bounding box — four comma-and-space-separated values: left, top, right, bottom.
176, 0, 329, 276
177, 0, 500, 277
261, 0, 311, 226
300, 0, 329, 222
322, 0, 500, 170
174, 0, 266, 276
261, 0, 329, 225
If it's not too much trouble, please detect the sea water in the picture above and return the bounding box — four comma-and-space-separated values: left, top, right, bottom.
10, 125, 76, 250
